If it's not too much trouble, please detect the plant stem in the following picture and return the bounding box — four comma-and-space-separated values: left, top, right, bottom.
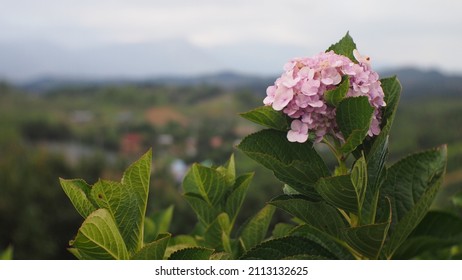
323, 137, 350, 176
338, 209, 351, 224
322, 137, 343, 165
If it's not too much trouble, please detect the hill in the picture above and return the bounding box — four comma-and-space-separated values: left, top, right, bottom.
14, 67, 462, 98
381, 67, 462, 99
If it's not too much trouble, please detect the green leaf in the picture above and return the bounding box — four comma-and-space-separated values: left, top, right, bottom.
216, 154, 236, 186
238, 204, 275, 252
70, 208, 129, 260
210, 252, 233, 260
120, 148, 152, 249
90, 180, 137, 255
414, 211, 461, 238
144, 206, 174, 243
204, 213, 231, 251
270, 195, 346, 237
361, 133, 389, 224
290, 224, 355, 260
341, 220, 390, 259
380, 76, 402, 131
237, 129, 329, 199
336, 96, 374, 154
86, 149, 151, 255
183, 163, 228, 206
393, 211, 462, 259
68, 248, 83, 260
240, 236, 338, 260
143, 217, 157, 244
356, 77, 400, 161
324, 76, 350, 107
164, 235, 199, 259
326, 32, 357, 62
351, 155, 367, 219
283, 184, 301, 195
240, 106, 290, 131
272, 223, 296, 238
315, 175, 358, 214
168, 247, 214, 260
60, 178, 97, 218
152, 205, 174, 234
224, 173, 253, 226
355, 78, 400, 219
183, 193, 220, 225
169, 235, 199, 247
131, 233, 171, 260
382, 145, 447, 258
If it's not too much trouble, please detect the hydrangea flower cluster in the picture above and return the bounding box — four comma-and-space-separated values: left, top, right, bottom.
264, 50, 386, 143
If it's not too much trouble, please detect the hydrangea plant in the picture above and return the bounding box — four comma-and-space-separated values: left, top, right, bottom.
237, 32, 450, 259
60, 32, 461, 260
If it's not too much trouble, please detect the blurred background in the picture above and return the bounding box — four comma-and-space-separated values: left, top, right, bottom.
0, 0, 461, 259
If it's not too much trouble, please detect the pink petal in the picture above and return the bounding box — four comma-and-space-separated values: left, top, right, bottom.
321, 77, 333, 85
308, 99, 324, 108
290, 119, 302, 130
272, 87, 294, 111
263, 95, 274, 106
263, 85, 276, 105
287, 130, 308, 143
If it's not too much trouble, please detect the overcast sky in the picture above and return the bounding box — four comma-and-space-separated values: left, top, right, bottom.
1, 0, 461, 79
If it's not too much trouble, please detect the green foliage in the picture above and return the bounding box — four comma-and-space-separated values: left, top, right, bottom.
393, 211, 462, 259
361, 127, 389, 224
315, 175, 358, 214
324, 76, 350, 107
144, 206, 174, 243
168, 247, 214, 260
182, 154, 275, 258
238, 100, 449, 259
341, 218, 390, 259
326, 31, 358, 62
381, 146, 447, 258
240, 106, 290, 131
336, 96, 374, 154
351, 156, 367, 216
69, 208, 130, 260
183, 155, 249, 226
270, 195, 345, 237
59, 179, 96, 219
380, 77, 402, 132
132, 233, 171, 260
238, 204, 275, 251
241, 236, 338, 260
62, 149, 170, 260
238, 129, 329, 199
290, 225, 355, 259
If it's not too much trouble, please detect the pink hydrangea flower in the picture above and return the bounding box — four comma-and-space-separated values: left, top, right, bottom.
287, 120, 309, 143
264, 50, 386, 143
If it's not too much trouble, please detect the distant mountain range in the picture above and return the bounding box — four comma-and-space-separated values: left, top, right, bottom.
0, 40, 306, 83
381, 68, 462, 98
0, 40, 222, 83
16, 71, 275, 94
0, 39, 460, 97
14, 67, 462, 99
